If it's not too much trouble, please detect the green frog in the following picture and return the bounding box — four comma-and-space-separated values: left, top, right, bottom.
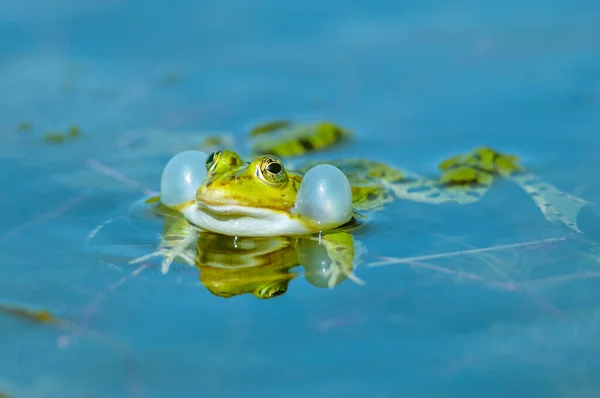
152, 121, 588, 237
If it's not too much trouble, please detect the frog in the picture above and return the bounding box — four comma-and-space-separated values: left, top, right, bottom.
151, 120, 588, 237
131, 205, 362, 297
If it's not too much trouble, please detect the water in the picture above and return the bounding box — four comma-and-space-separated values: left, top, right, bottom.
2, 1, 600, 397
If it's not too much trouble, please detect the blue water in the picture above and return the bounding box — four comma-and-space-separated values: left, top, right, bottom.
2, 1, 600, 397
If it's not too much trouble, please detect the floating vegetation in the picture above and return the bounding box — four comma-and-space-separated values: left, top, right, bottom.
44, 125, 82, 144
250, 120, 351, 157
199, 135, 230, 148
68, 125, 81, 138
144, 196, 160, 204
44, 132, 67, 143
249, 120, 292, 136
0, 302, 55, 324
16, 121, 32, 132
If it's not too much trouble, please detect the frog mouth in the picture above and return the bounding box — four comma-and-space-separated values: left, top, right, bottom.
197, 201, 255, 217
198, 200, 291, 222
182, 199, 310, 237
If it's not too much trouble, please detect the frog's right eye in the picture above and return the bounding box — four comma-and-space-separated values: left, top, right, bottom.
205, 151, 221, 171
258, 156, 287, 185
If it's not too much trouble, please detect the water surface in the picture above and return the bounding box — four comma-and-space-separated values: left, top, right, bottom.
2, 1, 600, 397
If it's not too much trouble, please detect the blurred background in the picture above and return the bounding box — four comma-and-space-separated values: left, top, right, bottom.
1, 1, 600, 397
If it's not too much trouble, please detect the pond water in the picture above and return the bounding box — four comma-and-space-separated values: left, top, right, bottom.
2, 1, 600, 397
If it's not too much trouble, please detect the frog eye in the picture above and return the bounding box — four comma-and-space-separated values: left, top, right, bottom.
205, 151, 220, 171
258, 156, 287, 184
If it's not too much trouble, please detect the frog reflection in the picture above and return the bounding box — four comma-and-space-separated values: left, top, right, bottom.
145, 210, 361, 299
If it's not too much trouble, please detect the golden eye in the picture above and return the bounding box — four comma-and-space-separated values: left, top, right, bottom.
266, 162, 282, 174
205, 151, 220, 171
258, 156, 286, 184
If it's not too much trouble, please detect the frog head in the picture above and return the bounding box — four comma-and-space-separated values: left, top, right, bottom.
159, 149, 354, 237
196, 149, 303, 224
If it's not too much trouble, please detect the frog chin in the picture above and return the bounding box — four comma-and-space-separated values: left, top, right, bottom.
181, 201, 313, 237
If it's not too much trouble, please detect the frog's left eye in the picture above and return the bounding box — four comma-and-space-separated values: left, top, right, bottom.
205, 151, 220, 171
258, 157, 287, 184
